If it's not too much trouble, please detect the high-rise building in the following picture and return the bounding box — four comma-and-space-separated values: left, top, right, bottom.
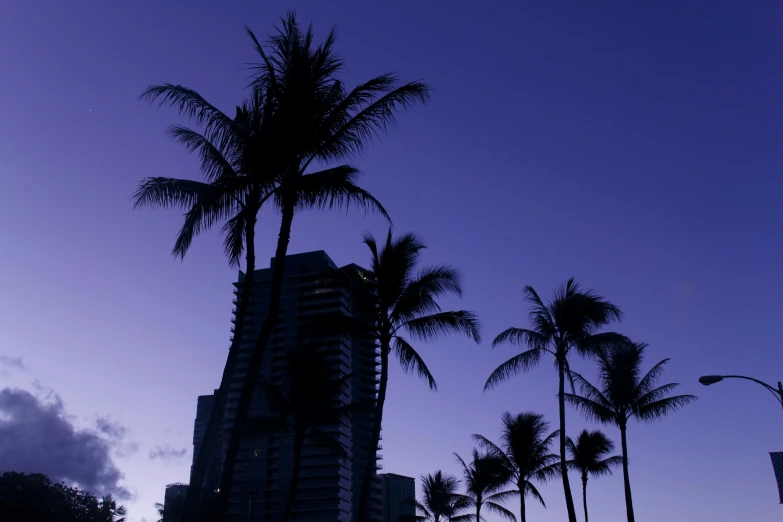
377, 474, 416, 522
162, 483, 188, 522
190, 251, 380, 522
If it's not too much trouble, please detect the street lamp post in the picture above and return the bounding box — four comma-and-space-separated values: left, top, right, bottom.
700, 373, 783, 504
698, 374, 783, 410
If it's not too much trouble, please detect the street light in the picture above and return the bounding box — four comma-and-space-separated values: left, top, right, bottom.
698, 374, 783, 410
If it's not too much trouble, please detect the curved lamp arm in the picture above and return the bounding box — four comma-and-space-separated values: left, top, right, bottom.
699, 374, 783, 409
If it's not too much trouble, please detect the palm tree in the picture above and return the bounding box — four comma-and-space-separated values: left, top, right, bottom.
137, 11, 427, 519
565, 340, 696, 522
452, 449, 516, 522
216, 15, 429, 518
135, 82, 280, 522
484, 278, 623, 522
565, 430, 622, 522
472, 412, 559, 522
416, 471, 469, 522
358, 230, 481, 520
96, 494, 126, 522
246, 345, 357, 522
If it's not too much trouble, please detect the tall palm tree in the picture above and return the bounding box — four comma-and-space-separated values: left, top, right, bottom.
416, 471, 469, 522
246, 345, 357, 522
472, 412, 559, 522
137, 11, 427, 520
565, 429, 622, 522
565, 340, 696, 522
484, 278, 623, 522
216, 15, 429, 518
358, 230, 481, 520
452, 449, 516, 522
135, 84, 280, 522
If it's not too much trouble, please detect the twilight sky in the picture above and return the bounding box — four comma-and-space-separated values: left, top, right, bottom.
1, 1, 782, 521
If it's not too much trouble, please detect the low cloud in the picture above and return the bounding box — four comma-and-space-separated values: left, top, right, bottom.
149, 443, 188, 461
0, 387, 129, 499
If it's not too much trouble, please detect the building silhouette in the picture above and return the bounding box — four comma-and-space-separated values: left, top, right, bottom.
376, 474, 415, 522
190, 251, 380, 522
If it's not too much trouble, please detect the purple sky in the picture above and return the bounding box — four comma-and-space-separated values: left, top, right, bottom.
1, 1, 782, 521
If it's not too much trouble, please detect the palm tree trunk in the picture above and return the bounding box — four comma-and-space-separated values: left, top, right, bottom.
357, 340, 389, 522
182, 215, 257, 522
620, 425, 635, 522
216, 202, 296, 521
558, 360, 578, 522
519, 486, 526, 522
283, 430, 306, 522
582, 474, 588, 522
475, 502, 481, 522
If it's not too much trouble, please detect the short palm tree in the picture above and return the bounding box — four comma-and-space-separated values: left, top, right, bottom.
358, 230, 481, 519
565, 340, 696, 522
565, 429, 622, 522
215, 15, 429, 517
246, 345, 357, 522
417, 471, 469, 522
484, 278, 623, 522
97, 494, 126, 522
453, 449, 516, 522
472, 412, 559, 522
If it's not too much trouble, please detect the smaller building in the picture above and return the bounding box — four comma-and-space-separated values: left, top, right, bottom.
162, 483, 188, 522
377, 473, 416, 522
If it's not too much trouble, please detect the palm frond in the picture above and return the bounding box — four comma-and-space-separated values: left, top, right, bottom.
564, 393, 615, 424
393, 336, 437, 390
633, 393, 697, 423
132, 177, 209, 210
391, 265, 464, 324
632, 357, 671, 397
313, 80, 431, 162
491, 328, 548, 350
571, 372, 614, 410
167, 126, 237, 182
522, 285, 557, 339
402, 311, 481, 344
219, 212, 246, 268
140, 84, 236, 147
484, 349, 544, 391
471, 435, 508, 465
296, 165, 391, 222
526, 482, 546, 507
171, 185, 240, 260
484, 500, 518, 522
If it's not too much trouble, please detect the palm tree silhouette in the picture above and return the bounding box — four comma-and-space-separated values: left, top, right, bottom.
453, 449, 516, 522
472, 412, 559, 522
137, 11, 429, 519
565, 340, 696, 522
216, 15, 429, 517
245, 345, 358, 522
97, 494, 126, 522
416, 471, 469, 522
484, 278, 623, 522
135, 83, 282, 522
565, 429, 622, 522
359, 229, 481, 519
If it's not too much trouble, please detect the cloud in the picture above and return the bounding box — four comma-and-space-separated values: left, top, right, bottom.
149, 443, 188, 461
0, 356, 24, 370
0, 356, 25, 377
95, 416, 140, 458
0, 387, 129, 499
